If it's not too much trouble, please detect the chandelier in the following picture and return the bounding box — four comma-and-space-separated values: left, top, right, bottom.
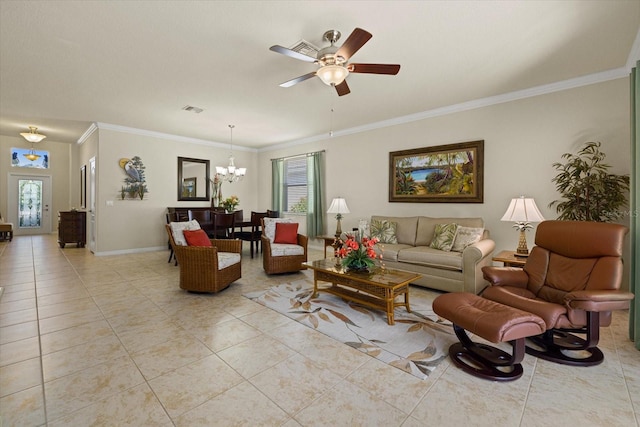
20, 126, 47, 161
20, 126, 47, 143
215, 124, 246, 183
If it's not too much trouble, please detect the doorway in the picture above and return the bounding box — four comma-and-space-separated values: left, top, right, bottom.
7, 174, 53, 236
89, 157, 96, 253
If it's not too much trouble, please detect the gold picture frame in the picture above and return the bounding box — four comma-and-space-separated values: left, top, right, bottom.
389, 140, 484, 203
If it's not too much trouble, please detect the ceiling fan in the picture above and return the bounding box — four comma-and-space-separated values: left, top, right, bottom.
269, 28, 400, 96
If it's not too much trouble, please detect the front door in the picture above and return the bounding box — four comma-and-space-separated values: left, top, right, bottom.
7, 174, 52, 236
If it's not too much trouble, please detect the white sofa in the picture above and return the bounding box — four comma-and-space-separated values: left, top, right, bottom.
370, 215, 495, 295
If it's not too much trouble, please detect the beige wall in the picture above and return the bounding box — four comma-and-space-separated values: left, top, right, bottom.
0, 135, 71, 233
1, 77, 632, 287
257, 78, 632, 287
89, 128, 258, 254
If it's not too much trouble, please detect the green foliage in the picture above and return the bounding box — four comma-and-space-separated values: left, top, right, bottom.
395, 170, 417, 194
290, 197, 307, 213
549, 141, 629, 222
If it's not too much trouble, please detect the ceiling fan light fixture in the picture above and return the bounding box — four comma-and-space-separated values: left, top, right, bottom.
317, 64, 348, 86
20, 126, 47, 143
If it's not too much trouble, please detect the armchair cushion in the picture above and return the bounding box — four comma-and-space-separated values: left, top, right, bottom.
270, 243, 305, 257
183, 229, 212, 247
274, 222, 299, 244
218, 252, 241, 270
169, 220, 201, 246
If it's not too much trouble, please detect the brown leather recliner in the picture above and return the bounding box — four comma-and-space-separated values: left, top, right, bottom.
482, 220, 633, 366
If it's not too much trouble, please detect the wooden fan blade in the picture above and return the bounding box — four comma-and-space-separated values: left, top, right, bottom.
335, 28, 372, 61
279, 72, 317, 88
348, 63, 401, 75
335, 80, 350, 96
269, 45, 317, 63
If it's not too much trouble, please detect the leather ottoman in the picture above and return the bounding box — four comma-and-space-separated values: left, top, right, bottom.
433, 292, 545, 381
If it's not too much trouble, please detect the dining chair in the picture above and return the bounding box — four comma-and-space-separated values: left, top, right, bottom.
212, 212, 236, 239
188, 210, 214, 237
236, 211, 268, 258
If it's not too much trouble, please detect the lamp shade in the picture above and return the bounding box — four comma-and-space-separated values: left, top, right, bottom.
501, 196, 545, 223
20, 126, 46, 143
327, 197, 350, 214
317, 65, 349, 86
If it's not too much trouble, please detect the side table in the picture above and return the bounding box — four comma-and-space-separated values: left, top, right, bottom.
316, 235, 339, 258
492, 250, 527, 268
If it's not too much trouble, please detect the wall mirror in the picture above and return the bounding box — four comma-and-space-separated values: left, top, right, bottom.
177, 157, 210, 201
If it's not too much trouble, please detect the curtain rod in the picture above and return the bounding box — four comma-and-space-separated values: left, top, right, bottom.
270, 149, 325, 162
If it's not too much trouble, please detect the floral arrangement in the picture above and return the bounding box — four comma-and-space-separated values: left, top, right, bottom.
336, 234, 380, 271
221, 195, 239, 212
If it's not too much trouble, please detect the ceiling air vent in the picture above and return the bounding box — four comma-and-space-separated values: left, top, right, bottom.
182, 105, 204, 114
289, 39, 319, 58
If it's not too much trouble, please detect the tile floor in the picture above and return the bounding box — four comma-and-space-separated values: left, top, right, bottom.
0, 234, 639, 426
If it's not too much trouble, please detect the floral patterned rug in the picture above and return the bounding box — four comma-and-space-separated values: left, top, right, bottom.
244, 280, 456, 379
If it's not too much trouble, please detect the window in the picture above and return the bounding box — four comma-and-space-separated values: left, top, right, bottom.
11, 148, 50, 169
284, 156, 307, 213
18, 179, 43, 227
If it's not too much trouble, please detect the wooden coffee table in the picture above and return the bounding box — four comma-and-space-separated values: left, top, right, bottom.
303, 258, 421, 325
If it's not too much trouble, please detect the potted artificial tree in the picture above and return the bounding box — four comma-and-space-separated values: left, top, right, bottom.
549, 141, 630, 222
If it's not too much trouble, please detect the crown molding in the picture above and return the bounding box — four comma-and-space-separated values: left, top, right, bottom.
77, 122, 98, 145
260, 66, 628, 153
92, 122, 256, 152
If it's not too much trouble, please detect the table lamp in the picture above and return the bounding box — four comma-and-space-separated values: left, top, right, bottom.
501, 196, 545, 257
327, 197, 350, 238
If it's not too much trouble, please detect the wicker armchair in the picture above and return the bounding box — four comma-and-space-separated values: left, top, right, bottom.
166, 225, 241, 293
260, 218, 308, 274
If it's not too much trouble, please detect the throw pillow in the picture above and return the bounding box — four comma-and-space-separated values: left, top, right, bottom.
451, 226, 484, 252
274, 222, 299, 244
263, 217, 293, 243
183, 229, 212, 247
370, 219, 398, 244
169, 219, 201, 246
430, 223, 459, 252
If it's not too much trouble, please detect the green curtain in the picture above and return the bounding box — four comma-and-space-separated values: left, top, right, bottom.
271, 158, 284, 213
631, 61, 640, 349
306, 152, 324, 238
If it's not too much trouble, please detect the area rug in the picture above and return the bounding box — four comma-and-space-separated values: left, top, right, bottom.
244, 280, 456, 379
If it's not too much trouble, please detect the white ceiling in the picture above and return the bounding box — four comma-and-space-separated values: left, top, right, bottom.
1, 1, 639, 149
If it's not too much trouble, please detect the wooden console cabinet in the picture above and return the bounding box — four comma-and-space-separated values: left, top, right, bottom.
58, 211, 86, 248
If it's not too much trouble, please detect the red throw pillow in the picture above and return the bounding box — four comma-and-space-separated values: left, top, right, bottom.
183, 229, 212, 247
274, 222, 298, 244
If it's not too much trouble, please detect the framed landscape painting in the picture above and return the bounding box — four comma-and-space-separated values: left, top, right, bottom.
389, 140, 484, 203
